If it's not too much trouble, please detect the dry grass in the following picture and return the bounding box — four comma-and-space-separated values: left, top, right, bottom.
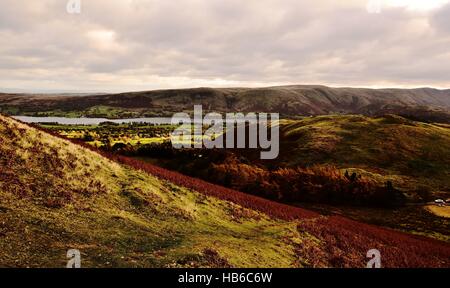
0, 114, 304, 268
2, 114, 450, 268
426, 205, 450, 218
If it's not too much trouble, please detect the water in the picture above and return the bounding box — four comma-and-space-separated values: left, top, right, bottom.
13, 116, 173, 125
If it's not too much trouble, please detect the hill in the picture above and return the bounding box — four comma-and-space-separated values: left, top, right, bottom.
1, 114, 450, 267
274, 115, 450, 198
0, 114, 306, 268
112, 115, 450, 239
125, 114, 450, 203
1, 85, 450, 122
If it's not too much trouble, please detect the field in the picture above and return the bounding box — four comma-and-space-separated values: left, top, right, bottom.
426, 205, 450, 219
47, 122, 176, 148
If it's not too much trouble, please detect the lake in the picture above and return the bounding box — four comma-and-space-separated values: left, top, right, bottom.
13, 116, 173, 125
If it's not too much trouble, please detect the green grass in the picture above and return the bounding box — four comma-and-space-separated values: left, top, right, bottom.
5, 105, 144, 119
17, 114, 450, 245
43, 114, 450, 201
0, 115, 308, 268
277, 115, 450, 199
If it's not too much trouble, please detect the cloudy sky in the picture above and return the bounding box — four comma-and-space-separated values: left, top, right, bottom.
1, 0, 449, 92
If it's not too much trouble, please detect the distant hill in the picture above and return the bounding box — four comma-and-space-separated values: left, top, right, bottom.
1, 85, 449, 122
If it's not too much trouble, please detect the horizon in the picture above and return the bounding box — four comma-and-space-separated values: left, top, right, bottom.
1, 83, 450, 95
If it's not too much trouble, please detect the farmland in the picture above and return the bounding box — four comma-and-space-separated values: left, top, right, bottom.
44, 122, 176, 148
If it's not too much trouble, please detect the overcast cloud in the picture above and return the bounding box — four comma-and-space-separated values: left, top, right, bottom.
0, 0, 449, 92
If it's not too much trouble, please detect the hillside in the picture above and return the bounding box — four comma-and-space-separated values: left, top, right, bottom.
0, 114, 305, 268
107, 114, 449, 239
1, 114, 450, 267
276, 115, 450, 197
125, 114, 449, 202
1, 85, 450, 122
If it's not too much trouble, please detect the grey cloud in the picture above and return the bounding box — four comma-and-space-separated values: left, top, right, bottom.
0, 0, 449, 92
432, 3, 450, 34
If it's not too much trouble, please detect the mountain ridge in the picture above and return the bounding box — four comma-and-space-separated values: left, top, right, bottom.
1, 85, 449, 122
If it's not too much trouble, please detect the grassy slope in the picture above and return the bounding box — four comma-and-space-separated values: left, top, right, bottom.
276, 115, 450, 198
275, 115, 450, 240
48, 114, 449, 239
0, 115, 303, 268
2, 115, 450, 268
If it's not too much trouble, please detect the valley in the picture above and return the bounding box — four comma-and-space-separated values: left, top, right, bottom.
3, 0, 450, 272
2, 113, 450, 267
2, 86, 450, 268
1, 85, 450, 122
28, 113, 450, 242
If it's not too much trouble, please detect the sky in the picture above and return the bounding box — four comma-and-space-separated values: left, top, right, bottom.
0, 0, 449, 93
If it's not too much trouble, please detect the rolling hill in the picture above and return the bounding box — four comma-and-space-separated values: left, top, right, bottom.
1, 85, 450, 122
0, 114, 305, 268
116, 114, 450, 240
130, 114, 450, 203
1, 114, 450, 267
267, 115, 450, 198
